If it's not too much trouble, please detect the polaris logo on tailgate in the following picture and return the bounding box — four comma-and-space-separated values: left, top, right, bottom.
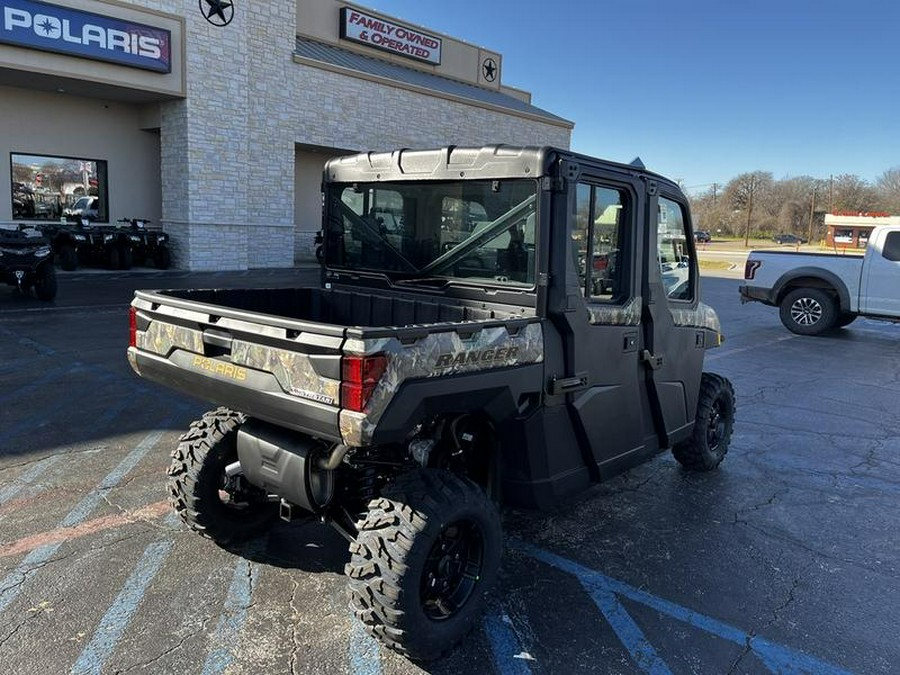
435, 346, 519, 369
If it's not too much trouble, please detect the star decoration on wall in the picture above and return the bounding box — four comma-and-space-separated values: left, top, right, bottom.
482, 58, 497, 83
200, 0, 234, 27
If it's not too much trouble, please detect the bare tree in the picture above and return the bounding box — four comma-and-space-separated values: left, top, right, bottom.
875, 167, 900, 213
830, 174, 877, 213
724, 172, 773, 246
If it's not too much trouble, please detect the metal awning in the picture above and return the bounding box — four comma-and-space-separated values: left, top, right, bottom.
294, 37, 572, 128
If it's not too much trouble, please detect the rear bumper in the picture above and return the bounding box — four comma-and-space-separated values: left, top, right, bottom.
128, 347, 343, 443
739, 284, 775, 306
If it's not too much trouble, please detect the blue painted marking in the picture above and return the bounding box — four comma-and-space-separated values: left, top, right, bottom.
349, 619, 382, 675
514, 541, 853, 675
0, 366, 122, 448
0, 363, 75, 406
0, 455, 60, 505
482, 609, 532, 675
0, 325, 57, 357
0, 425, 169, 615
579, 577, 673, 674
201, 540, 266, 675
70, 540, 173, 675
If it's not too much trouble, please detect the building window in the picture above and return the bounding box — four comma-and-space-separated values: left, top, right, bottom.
10, 153, 109, 223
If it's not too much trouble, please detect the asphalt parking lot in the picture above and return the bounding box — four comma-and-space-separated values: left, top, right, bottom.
1, 268, 898, 674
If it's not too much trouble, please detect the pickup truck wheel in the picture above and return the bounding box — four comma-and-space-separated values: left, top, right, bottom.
167, 408, 276, 545
835, 313, 857, 328
346, 469, 502, 661
779, 288, 837, 335
672, 373, 735, 471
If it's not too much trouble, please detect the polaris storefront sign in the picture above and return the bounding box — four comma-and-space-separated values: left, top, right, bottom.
0, 0, 171, 73
340, 7, 441, 65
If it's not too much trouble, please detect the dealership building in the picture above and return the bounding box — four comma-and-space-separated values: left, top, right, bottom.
0, 0, 572, 269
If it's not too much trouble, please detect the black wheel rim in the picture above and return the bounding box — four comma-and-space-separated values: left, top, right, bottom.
707, 398, 726, 451
421, 519, 484, 621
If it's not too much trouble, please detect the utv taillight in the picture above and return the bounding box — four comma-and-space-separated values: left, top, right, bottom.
341, 354, 388, 412
129, 306, 137, 348
744, 260, 761, 280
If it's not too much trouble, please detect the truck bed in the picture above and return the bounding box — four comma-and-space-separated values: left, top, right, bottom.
128, 285, 540, 444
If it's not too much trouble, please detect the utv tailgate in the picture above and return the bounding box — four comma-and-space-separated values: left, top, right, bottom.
127, 290, 346, 442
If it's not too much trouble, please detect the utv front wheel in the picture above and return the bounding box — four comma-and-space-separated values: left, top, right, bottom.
672, 373, 735, 471
167, 407, 276, 545
346, 469, 502, 661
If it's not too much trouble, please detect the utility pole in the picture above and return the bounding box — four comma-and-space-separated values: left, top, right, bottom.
808, 186, 817, 243
829, 174, 834, 212
712, 183, 718, 205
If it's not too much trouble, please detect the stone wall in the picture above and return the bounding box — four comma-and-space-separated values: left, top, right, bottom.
129, 0, 571, 270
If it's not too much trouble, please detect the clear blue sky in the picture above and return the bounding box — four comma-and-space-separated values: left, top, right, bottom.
368, 0, 899, 193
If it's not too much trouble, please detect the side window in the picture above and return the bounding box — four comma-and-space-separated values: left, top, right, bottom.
571, 182, 628, 302
882, 232, 900, 262
657, 197, 695, 301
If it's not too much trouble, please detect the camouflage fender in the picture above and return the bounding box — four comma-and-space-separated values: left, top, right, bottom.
340, 321, 544, 447
669, 302, 722, 333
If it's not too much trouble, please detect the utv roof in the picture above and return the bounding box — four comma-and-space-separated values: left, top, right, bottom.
324, 145, 681, 192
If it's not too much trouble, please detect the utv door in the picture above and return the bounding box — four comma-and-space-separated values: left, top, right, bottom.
561, 179, 654, 476
641, 191, 706, 446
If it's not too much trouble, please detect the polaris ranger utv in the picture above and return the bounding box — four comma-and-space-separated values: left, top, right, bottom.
126, 145, 734, 660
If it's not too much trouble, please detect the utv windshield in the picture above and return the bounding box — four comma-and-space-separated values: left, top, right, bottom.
324, 179, 538, 287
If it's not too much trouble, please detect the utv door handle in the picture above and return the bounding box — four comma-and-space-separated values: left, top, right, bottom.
548, 372, 589, 395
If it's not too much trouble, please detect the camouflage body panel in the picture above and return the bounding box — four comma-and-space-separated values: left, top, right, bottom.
231, 340, 340, 405
339, 321, 544, 447
670, 302, 721, 333
137, 321, 203, 357
587, 296, 642, 326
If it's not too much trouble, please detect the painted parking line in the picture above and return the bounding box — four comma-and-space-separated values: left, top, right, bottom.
514, 541, 852, 675
0, 500, 169, 558
705, 335, 797, 361
0, 455, 60, 505
0, 363, 76, 406
0, 324, 57, 356
349, 620, 382, 675
0, 425, 170, 615
202, 538, 268, 675
70, 540, 174, 675
483, 608, 533, 675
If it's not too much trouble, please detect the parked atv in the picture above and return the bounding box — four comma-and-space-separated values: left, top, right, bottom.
39, 218, 136, 271
117, 218, 172, 269
0, 224, 57, 301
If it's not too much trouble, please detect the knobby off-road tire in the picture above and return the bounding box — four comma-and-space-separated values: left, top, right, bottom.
346, 469, 502, 661
779, 287, 837, 336
167, 407, 276, 545
33, 263, 57, 301
59, 244, 78, 271
672, 372, 735, 471
118, 243, 133, 270
154, 245, 172, 270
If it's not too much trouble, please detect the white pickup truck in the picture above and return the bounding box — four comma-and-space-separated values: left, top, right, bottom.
739, 225, 900, 335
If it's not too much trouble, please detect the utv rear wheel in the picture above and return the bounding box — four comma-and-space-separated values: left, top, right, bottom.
779, 287, 837, 336
167, 407, 276, 545
346, 469, 502, 661
672, 372, 735, 471
33, 263, 57, 301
